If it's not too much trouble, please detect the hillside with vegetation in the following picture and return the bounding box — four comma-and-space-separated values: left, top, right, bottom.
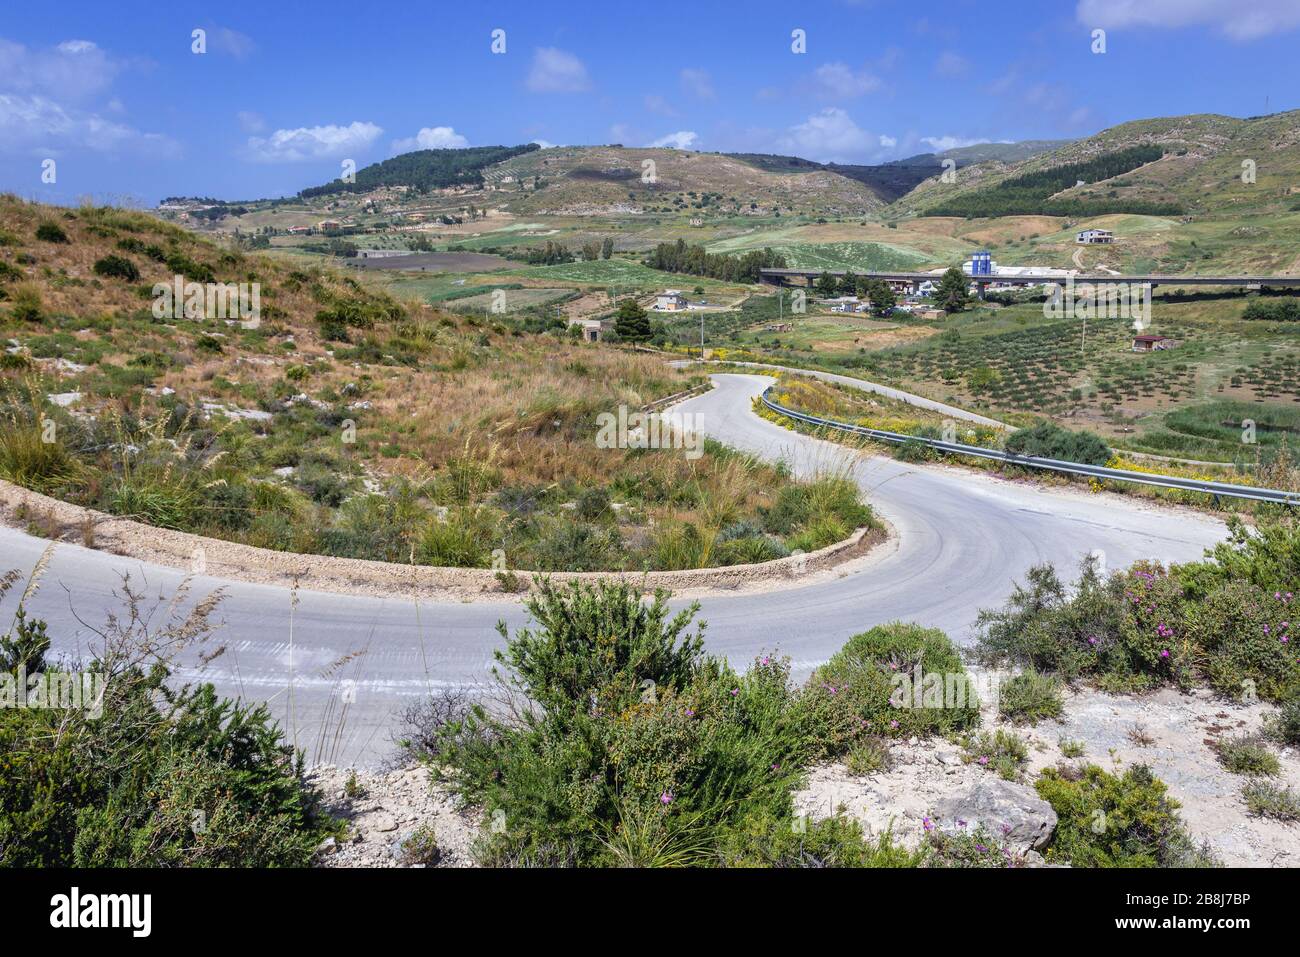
0, 196, 875, 574
487, 145, 886, 216
894, 111, 1300, 219
301, 144, 542, 198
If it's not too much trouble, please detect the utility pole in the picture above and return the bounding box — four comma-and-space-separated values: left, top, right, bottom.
700, 310, 705, 359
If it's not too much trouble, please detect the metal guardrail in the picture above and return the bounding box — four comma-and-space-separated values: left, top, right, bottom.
760, 388, 1300, 507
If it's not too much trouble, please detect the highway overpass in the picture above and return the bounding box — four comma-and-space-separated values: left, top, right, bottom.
759, 268, 1300, 291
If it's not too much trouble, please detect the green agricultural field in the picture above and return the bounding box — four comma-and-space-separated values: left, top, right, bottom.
705, 238, 932, 273
1141, 399, 1300, 460
445, 287, 577, 314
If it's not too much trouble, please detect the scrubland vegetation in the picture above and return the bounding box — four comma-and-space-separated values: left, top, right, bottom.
975, 512, 1300, 700
0, 196, 875, 572
0, 558, 331, 866
9, 511, 1298, 868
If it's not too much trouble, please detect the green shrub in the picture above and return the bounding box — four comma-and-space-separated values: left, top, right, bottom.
715, 809, 920, 868
1214, 735, 1279, 776
574, 486, 612, 522
0, 418, 81, 493
714, 534, 789, 565
526, 519, 623, 572
417, 507, 499, 567
1005, 420, 1112, 466
398, 825, 441, 865
1265, 696, 1300, 747
433, 581, 819, 866
35, 222, 69, 243
1242, 780, 1300, 822
974, 555, 1297, 696
1180, 515, 1300, 599
1059, 738, 1086, 759
846, 736, 893, 775
998, 671, 1064, 724
1186, 580, 1300, 701
8, 283, 42, 323
924, 825, 1019, 868
806, 621, 980, 755
0, 594, 331, 867
1242, 298, 1300, 322
1034, 764, 1215, 867
961, 729, 1028, 780
92, 254, 140, 282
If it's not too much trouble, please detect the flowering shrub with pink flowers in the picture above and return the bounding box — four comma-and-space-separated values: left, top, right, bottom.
975, 516, 1300, 701
806, 621, 981, 751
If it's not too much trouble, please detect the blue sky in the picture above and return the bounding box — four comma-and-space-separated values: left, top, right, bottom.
3, 0, 1299, 205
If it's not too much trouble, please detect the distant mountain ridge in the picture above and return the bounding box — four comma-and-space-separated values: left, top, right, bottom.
300, 144, 541, 198
279, 140, 1069, 213
890, 110, 1300, 218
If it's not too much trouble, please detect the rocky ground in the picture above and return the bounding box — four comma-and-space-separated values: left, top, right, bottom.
795, 678, 1300, 868
310, 681, 1300, 868
310, 765, 479, 868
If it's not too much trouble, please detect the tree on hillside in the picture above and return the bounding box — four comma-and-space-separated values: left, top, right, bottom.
614, 299, 651, 343
936, 267, 970, 313
600, 238, 614, 260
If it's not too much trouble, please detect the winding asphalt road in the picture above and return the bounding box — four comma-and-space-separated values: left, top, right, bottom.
0, 373, 1228, 765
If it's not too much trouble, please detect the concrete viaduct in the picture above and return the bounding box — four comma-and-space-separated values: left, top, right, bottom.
758, 268, 1300, 295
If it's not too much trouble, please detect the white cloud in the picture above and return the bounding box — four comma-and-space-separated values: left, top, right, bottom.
0, 38, 175, 157
760, 62, 881, 101
647, 130, 698, 150
934, 51, 969, 77
0, 92, 180, 157
526, 47, 590, 93
920, 135, 991, 152
679, 68, 715, 100
532, 139, 558, 149
879, 134, 897, 148
810, 62, 881, 98
1077, 0, 1300, 39
392, 125, 469, 152
0, 37, 121, 101
776, 108, 875, 162
246, 121, 382, 163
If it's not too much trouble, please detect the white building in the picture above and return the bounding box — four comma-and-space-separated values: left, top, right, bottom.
1077, 228, 1115, 245
653, 291, 688, 311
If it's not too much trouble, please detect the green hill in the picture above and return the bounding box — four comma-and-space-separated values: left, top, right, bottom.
301, 144, 541, 197
893, 111, 1300, 219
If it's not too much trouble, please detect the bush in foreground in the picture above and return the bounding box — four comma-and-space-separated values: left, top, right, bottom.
998, 671, 1064, 724
0, 567, 332, 867
1035, 763, 1217, 867
806, 621, 980, 753
427, 583, 983, 867
975, 526, 1300, 701
434, 580, 824, 866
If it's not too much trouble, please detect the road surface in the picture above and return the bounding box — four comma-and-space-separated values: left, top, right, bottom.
0, 374, 1227, 765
